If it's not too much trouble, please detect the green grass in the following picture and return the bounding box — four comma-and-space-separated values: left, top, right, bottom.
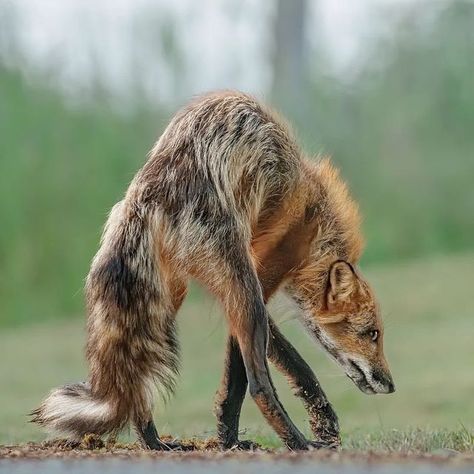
343, 427, 474, 453
1, 252, 473, 451
252, 427, 474, 453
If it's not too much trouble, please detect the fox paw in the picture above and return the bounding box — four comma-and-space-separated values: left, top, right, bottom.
156, 440, 195, 451
307, 439, 339, 451
233, 439, 260, 451
222, 439, 260, 451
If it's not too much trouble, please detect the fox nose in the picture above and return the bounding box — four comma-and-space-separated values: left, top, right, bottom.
372, 369, 395, 393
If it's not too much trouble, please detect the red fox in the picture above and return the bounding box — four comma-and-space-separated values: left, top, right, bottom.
32, 91, 394, 451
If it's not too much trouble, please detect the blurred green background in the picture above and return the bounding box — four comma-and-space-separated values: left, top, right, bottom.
0, 0, 473, 446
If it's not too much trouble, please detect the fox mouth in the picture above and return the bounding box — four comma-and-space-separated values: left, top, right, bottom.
346, 360, 376, 394
302, 319, 393, 394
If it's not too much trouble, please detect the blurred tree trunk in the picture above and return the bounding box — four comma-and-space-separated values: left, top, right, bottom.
271, 0, 309, 123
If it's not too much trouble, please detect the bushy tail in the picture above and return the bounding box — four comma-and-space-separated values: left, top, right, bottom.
32, 200, 184, 439
30, 382, 119, 438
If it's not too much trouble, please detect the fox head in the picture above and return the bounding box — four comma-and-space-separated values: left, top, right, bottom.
288, 260, 395, 395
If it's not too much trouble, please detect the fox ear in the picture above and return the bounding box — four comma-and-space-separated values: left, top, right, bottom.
327, 260, 357, 308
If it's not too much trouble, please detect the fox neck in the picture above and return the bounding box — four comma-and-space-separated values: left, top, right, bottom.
302, 157, 363, 261
285, 157, 364, 312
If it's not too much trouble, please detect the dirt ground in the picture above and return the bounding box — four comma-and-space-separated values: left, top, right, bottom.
1, 436, 473, 466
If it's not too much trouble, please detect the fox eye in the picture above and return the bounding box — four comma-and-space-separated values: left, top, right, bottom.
369, 330, 379, 342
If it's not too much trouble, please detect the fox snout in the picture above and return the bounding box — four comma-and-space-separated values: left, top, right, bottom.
370, 367, 395, 394
346, 359, 395, 395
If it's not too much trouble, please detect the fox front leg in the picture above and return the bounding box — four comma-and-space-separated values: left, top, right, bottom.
215, 320, 340, 450
267, 319, 340, 447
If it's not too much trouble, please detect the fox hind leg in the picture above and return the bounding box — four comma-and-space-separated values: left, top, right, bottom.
215, 335, 257, 450
84, 203, 190, 449
129, 276, 189, 450
134, 414, 194, 451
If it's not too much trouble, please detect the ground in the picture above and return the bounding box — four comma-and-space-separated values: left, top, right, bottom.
1, 438, 473, 474
0, 253, 473, 469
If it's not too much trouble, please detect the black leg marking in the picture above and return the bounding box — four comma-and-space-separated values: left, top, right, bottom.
215, 336, 250, 449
